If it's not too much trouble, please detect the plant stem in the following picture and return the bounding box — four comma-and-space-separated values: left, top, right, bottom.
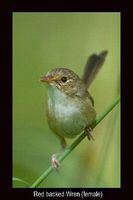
30, 95, 120, 188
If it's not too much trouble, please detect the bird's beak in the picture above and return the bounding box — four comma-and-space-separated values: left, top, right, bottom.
39, 75, 58, 83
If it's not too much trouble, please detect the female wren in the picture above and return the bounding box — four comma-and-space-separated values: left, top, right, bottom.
40, 50, 108, 168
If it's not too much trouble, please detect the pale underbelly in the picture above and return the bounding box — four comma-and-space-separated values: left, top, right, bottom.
47, 104, 90, 138
47, 85, 96, 138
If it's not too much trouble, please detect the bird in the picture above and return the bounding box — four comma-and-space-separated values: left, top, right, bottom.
39, 50, 108, 168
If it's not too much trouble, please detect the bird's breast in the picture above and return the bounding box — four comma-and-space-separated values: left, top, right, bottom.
47, 85, 95, 138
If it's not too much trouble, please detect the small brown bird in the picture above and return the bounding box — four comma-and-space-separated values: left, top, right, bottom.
40, 50, 108, 168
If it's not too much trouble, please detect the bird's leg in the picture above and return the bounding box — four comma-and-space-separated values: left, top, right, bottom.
51, 136, 67, 169
60, 136, 67, 149
84, 126, 94, 140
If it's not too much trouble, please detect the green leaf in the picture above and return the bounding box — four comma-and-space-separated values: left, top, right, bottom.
13, 177, 30, 188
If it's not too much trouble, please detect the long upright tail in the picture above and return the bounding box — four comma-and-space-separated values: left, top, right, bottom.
82, 50, 108, 89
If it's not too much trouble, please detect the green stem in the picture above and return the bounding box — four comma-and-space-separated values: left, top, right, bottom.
30, 95, 120, 188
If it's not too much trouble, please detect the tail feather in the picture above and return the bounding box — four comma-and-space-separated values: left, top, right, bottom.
82, 50, 108, 89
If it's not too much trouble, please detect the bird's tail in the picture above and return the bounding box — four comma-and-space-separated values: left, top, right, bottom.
82, 50, 108, 89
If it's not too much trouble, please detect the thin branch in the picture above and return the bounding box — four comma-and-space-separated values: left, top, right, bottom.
30, 96, 120, 188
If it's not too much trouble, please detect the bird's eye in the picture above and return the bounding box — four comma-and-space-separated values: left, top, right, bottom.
61, 76, 67, 82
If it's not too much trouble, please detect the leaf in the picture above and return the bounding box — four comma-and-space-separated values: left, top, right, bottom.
13, 177, 30, 188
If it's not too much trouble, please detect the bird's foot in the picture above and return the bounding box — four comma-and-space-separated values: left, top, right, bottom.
51, 138, 67, 169
51, 154, 60, 169
84, 126, 94, 140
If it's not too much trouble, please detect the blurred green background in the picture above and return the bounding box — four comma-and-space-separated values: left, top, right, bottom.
13, 12, 120, 188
